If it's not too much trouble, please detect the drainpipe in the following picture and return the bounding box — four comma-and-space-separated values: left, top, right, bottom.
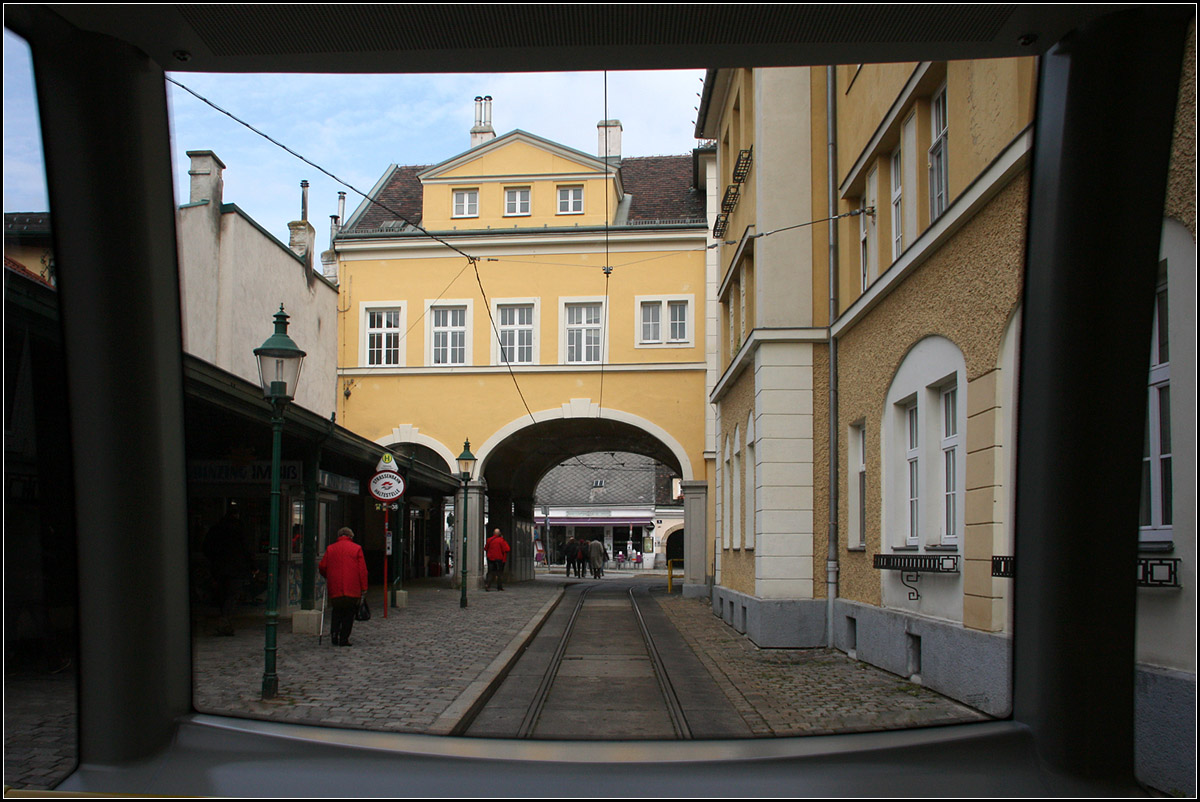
825, 65, 840, 648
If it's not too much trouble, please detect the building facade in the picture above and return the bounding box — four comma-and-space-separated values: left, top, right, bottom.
333, 102, 712, 588
697, 47, 1194, 793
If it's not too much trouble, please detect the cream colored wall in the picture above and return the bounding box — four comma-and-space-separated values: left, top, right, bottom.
836, 62, 920, 184
5, 243, 53, 280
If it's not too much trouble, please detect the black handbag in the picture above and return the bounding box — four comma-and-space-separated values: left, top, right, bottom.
355, 597, 371, 621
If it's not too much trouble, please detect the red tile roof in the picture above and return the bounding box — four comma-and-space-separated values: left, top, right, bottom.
342, 153, 705, 234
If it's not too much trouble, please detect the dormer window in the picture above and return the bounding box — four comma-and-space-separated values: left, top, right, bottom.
453, 189, 478, 218
505, 187, 530, 216
558, 186, 584, 214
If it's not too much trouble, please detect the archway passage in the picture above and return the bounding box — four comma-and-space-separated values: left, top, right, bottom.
477, 418, 689, 584
480, 416, 683, 501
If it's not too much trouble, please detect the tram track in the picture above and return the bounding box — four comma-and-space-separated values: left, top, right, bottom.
462, 577, 749, 740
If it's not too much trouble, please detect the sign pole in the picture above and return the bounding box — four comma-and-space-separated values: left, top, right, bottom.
369, 453, 405, 621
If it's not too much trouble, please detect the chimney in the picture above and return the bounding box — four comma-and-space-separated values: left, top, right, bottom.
288, 180, 316, 280
337, 191, 347, 226
471, 94, 496, 147
597, 120, 622, 163
186, 150, 226, 206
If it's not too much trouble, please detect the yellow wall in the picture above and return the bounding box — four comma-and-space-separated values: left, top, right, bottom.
420, 139, 618, 231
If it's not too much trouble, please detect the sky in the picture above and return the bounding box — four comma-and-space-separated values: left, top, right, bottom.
4, 29, 706, 250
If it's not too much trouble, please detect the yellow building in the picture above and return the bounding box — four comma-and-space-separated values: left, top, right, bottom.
700, 59, 1034, 701
333, 103, 712, 588
698, 44, 1195, 792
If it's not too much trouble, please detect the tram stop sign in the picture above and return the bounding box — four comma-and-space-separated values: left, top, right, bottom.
369, 471, 405, 502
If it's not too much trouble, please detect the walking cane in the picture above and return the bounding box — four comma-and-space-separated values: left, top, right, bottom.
317, 583, 327, 645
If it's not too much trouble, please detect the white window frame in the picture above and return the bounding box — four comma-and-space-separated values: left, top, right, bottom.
905, 400, 920, 546
732, 427, 742, 551
641, 301, 661, 343
890, 148, 904, 260
491, 299, 539, 365
559, 297, 606, 364
504, 187, 530, 217
635, 295, 694, 348
929, 84, 949, 221
882, 337, 966, 552
424, 299, 473, 366
452, 189, 478, 218
901, 111, 919, 249
745, 414, 756, 551
557, 185, 584, 215
940, 385, 960, 545
1140, 262, 1172, 544
849, 422, 867, 549
359, 302, 407, 368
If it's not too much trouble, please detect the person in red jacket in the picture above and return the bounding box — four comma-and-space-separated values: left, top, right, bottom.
484, 528, 511, 591
319, 527, 368, 646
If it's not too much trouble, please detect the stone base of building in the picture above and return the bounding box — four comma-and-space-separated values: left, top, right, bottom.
832, 599, 1011, 718
1135, 663, 1196, 796
710, 586, 827, 648
682, 582, 709, 599
705, 588, 1013, 718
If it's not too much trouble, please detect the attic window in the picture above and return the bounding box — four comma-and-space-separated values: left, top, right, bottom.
592, 479, 605, 488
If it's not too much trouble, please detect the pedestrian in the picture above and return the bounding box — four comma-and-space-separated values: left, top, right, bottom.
319, 527, 368, 647
588, 537, 608, 578
573, 538, 588, 578
203, 506, 252, 636
564, 536, 577, 578
484, 528, 511, 591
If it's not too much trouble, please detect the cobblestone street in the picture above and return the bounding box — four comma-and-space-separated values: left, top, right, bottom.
6, 575, 990, 792
656, 593, 989, 736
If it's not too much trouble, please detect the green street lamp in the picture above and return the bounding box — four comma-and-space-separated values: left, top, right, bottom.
254, 304, 306, 699
457, 439, 476, 609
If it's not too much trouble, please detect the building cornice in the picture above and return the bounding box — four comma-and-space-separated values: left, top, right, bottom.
341, 361, 707, 378
709, 327, 828, 404
335, 227, 707, 260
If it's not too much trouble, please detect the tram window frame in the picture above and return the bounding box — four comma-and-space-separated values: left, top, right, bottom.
6, 5, 1192, 797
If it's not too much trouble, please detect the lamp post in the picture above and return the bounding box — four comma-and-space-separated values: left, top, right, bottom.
457, 439, 476, 609
254, 305, 305, 699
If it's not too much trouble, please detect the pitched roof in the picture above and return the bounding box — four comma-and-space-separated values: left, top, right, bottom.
345, 165, 429, 233
341, 151, 705, 235
620, 155, 705, 222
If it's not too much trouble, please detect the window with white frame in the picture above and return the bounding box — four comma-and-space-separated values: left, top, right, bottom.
565, 302, 602, 363
431, 305, 467, 365
497, 303, 534, 364
641, 301, 661, 343
744, 419, 755, 551
1140, 261, 1172, 543
860, 198, 870, 292
505, 187, 530, 216
452, 189, 478, 218
637, 297, 692, 347
849, 422, 867, 549
884, 337, 966, 551
732, 428, 742, 551
558, 185, 583, 214
929, 85, 948, 220
905, 401, 920, 546
890, 148, 904, 260
669, 300, 688, 342
940, 385, 959, 544
365, 307, 403, 367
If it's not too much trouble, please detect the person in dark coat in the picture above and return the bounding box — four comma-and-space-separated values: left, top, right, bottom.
319, 527, 369, 646
203, 508, 252, 635
564, 536, 578, 578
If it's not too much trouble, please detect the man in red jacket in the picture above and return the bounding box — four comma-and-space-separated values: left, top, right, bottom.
484, 528, 511, 591
319, 527, 368, 646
